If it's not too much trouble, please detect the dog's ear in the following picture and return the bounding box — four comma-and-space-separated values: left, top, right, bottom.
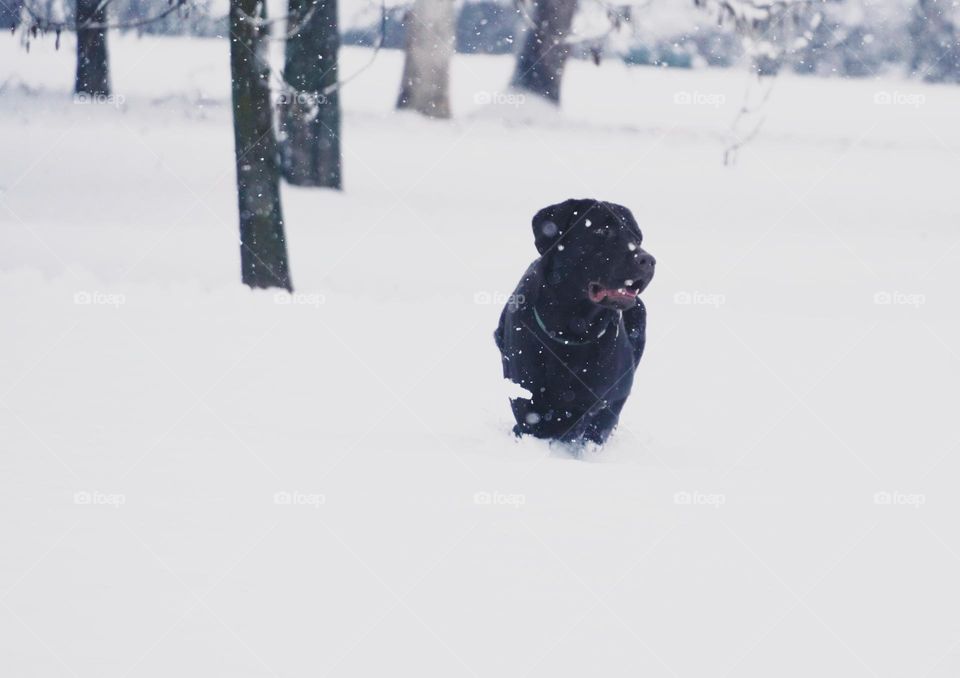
603, 202, 643, 242
531, 199, 592, 254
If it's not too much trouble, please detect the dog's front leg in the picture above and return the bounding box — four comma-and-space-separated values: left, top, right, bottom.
581, 398, 626, 445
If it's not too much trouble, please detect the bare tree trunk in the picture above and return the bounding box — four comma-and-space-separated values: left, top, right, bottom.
75, 0, 110, 96
278, 0, 342, 188
511, 0, 577, 104
396, 0, 455, 118
1, 0, 23, 31
910, 0, 960, 82
230, 0, 293, 290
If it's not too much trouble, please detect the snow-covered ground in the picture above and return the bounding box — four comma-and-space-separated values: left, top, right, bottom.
3, 34, 960, 677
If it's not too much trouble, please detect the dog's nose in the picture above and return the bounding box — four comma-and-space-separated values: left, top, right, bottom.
636, 253, 656, 269
628, 252, 655, 290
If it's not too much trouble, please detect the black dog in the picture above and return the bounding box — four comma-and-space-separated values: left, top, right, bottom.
494, 199, 655, 445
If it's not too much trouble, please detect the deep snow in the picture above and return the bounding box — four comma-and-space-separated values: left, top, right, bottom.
2, 34, 960, 677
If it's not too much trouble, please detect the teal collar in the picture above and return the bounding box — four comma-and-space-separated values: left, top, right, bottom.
532, 306, 612, 346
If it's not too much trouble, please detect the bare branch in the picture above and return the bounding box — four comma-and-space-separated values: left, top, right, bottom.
322, 0, 385, 95
19, 0, 192, 33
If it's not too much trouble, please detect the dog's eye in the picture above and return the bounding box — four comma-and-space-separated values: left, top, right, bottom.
593, 228, 615, 241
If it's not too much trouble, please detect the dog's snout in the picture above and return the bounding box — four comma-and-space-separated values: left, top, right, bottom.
626, 250, 655, 292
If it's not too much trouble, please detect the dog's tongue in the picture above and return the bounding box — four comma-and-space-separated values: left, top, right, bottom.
589, 286, 638, 304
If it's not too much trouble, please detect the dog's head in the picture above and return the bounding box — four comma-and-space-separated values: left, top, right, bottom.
532, 198, 655, 311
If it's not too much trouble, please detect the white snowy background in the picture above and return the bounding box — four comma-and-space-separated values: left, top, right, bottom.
2, 30, 960, 677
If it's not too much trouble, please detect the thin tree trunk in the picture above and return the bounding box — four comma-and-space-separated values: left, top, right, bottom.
75, 0, 110, 96
1, 0, 23, 31
511, 0, 577, 104
230, 0, 293, 290
278, 0, 342, 188
396, 0, 455, 118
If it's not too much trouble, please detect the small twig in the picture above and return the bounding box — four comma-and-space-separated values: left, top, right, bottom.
724, 115, 765, 165
723, 72, 775, 165
695, 0, 819, 163
321, 0, 385, 95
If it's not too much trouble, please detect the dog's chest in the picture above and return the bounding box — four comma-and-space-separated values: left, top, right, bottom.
535, 328, 635, 403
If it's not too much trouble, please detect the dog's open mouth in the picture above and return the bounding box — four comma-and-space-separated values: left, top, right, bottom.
588, 281, 641, 309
